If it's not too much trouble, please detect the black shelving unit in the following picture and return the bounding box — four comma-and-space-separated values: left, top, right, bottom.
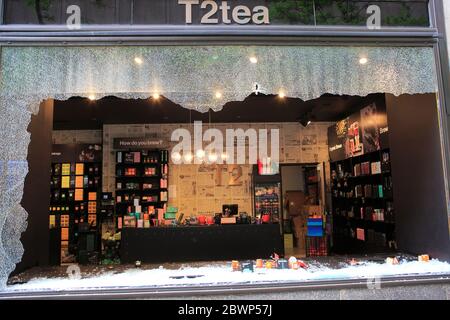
49, 162, 102, 264
330, 148, 396, 254
115, 150, 169, 230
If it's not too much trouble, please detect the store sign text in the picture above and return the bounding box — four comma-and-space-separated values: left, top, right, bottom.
178, 0, 270, 25
329, 144, 343, 152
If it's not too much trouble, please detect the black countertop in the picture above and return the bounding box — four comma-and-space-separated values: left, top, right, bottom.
120, 224, 284, 263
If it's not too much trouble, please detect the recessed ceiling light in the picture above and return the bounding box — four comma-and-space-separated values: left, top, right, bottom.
134, 57, 143, 65
359, 57, 368, 65
249, 56, 258, 64
215, 92, 222, 99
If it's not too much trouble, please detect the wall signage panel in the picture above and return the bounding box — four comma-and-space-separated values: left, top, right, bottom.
328, 119, 347, 162
3, 0, 430, 27
328, 101, 388, 162
52, 144, 102, 163
113, 137, 163, 150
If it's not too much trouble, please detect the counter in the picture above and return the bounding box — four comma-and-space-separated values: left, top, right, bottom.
120, 224, 283, 263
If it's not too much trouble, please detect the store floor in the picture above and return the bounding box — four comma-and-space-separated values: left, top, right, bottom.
6, 252, 450, 293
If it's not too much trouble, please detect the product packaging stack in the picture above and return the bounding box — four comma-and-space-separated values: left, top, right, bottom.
304, 206, 328, 257
164, 207, 178, 225
231, 256, 308, 273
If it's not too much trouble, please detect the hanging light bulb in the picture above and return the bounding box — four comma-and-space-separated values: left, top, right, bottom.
208, 152, 218, 163
196, 149, 205, 159
183, 152, 193, 163
221, 152, 229, 161
171, 152, 182, 162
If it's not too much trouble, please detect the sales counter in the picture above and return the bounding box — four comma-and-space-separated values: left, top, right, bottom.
120, 224, 283, 263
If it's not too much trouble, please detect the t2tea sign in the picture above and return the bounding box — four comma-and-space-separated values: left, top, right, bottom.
178, 0, 270, 25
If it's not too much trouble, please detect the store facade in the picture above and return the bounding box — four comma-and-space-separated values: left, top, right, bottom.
1, 0, 450, 291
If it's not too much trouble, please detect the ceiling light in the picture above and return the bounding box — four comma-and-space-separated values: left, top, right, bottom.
215, 92, 222, 99
152, 93, 160, 100
249, 56, 258, 64
299, 112, 313, 127
134, 57, 143, 65
300, 118, 311, 127
88, 95, 96, 101
359, 57, 368, 65
278, 91, 286, 99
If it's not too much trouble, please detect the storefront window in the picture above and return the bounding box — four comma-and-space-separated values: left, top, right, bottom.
2, 0, 430, 27
0, 44, 446, 293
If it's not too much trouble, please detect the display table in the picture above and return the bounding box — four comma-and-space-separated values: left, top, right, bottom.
120, 224, 283, 263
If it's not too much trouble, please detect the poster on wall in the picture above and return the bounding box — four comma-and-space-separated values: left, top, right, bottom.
52, 144, 102, 163
328, 99, 391, 161
376, 102, 389, 149
345, 112, 364, 158
360, 103, 381, 154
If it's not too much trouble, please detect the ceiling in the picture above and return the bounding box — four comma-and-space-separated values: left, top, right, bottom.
53, 93, 384, 130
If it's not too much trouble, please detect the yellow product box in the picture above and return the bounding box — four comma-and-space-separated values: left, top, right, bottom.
61, 176, 70, 189
75, 163, 84, 175
61, 163, 71, 176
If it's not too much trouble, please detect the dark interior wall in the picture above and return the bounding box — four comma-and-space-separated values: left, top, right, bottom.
386, 93, 450, 260
14, 100, 54, 274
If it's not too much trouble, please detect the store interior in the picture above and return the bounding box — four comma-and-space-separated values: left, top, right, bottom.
13, 91, 450, 275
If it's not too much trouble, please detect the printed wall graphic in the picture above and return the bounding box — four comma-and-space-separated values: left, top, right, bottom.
228, 165, 243, 186
360, 103, 381, 153
345, 112, 364, 158
54, 122, 331, 216
328, 119, 347, 162
328, 100, 389, 162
